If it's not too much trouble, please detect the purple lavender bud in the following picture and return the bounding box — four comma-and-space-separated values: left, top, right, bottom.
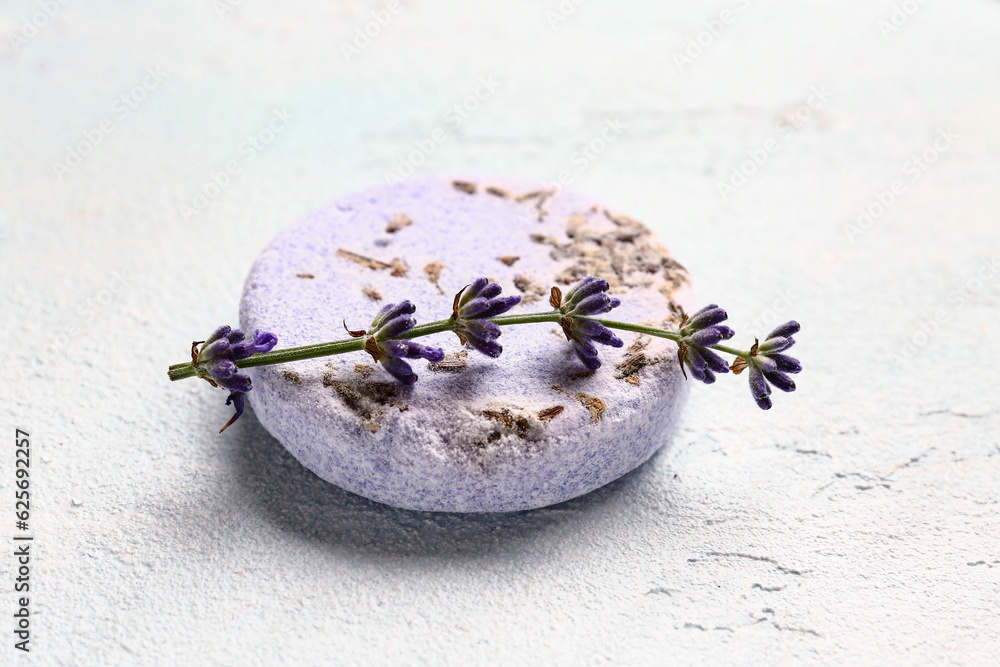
563, 276, 610, 308
688, 328, 724, 347
588, 327, 624, 348
375, 315, 417, 341
757, 336, 793, 354
222, 392, 245, 432
464, 332, 503, 358
479, 282, 502, 300
764, 370, 796, 393
229, 330, 278, 359
569, 293, 616, 317
767, 321, 800, 340
216, 373, 253, 394
685, 347, 708, 372
381, 356, 419, 385
748, 367, 773, 410
204, 325, 232, 345
371, 301, 416, 330
477, 295, 521, 319
202, 359, 237, 379
770, 353, 802, 374
701, 348, 730, 374
457, 297, 493, 319
465, 319, 501, 340
753, 355, 778, 373
198, 338, 232, 362
402, 341, 446, 363
684, 305, 727, 331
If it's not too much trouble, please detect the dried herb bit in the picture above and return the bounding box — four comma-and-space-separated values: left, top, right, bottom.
512, 274, 547, 304
362, 286, 383, 301
336, 248, 392, 270
575, 392, 606, 422
390, 257, 408, 277
295, 272, 315, 279
549, 285, 562, 309
485, 186, 509, 198
538, 405, 565, 421
452, 180, 477, 194
497, 255, 520, 266
343, 320, 367, 338
423, 260, 445, 294
386, 214, 413, 233
428, 350, 469, 372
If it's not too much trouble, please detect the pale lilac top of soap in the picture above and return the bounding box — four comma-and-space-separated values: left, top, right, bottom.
239, 175, 695, 512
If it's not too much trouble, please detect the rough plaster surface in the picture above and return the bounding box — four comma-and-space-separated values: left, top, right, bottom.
240, 175, 693, 511
1, 0, 998, 664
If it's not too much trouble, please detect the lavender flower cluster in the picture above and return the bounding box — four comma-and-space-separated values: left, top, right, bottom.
184, 276, 802, 431
363, 300, 445, 384
190, 325, 277, 432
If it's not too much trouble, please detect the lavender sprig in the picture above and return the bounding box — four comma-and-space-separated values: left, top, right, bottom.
169, 275, 805, 428
552, 276, 624, 370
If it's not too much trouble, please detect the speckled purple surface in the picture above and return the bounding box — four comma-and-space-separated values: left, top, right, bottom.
240, 175, 695, 511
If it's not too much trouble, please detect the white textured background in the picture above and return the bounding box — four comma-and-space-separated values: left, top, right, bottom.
2, 0, 999, 664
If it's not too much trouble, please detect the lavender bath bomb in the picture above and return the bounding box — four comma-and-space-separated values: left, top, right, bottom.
239, 176, 694, 512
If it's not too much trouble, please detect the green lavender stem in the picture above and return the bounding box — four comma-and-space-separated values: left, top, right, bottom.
167, 310, 749, 382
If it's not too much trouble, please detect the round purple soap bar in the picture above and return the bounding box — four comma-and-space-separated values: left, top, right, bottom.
240, 176, 694, 512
